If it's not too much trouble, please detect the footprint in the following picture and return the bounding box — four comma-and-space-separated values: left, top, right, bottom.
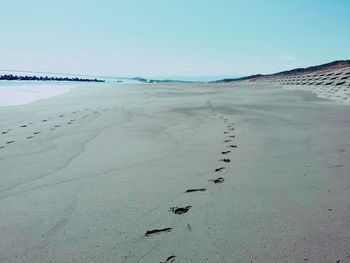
228, 135, 235, 138
33, 132, 40, 135
161, 255, 176, 263
222, 151, 231, 155
145, 228, 172, 237
224, 140, 231, 143
229, 128, 235, 131
228, 145, 237, 148
6, 141, 15, 144
185, 188, 206, 193
41, 119, 48, 122
1, 131, 8, 135
169, 206, 191, 215
59, 114, 64, 117
224, 132, 229, 134
215, 167, 226, 172
54, 125, 60, 128
220, 159, 230, 163
20, 125, 27, 128
27, 136, 34, 139
329, 164, 343, 168
209, 177, 224, 184
0, 146, 5, 149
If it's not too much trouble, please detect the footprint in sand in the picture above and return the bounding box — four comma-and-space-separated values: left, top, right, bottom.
20, 125, 28, 128
228, 145, 237, 148
27, 136, 34, 139
33, 132, 40, 135
54, 125, 60, 128
145, 228, 172, 237
215, 167, 226, 172
161, 255, 176, 263
59, 114, 64, 117
224, 132, 229, 134
228, 135, 235, 138
222, 151, 231, 155
42, 119, 48, 122
209, 177, 224, 184
224, 140, 231, 143
169, 206, 191, 215
6, 141, 15, 144
0, 146, 5, 149
185, 188, 206, 193
220, 159, 230, 163
1, 131, 8, 135
68, 119, 76, 124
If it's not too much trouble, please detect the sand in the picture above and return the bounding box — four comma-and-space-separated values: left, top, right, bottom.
1, 82, 350, 262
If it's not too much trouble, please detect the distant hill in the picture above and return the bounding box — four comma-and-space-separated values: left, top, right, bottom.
215, 60, 350, 82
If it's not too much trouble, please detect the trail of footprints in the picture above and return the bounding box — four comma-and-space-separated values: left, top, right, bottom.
145, 109, 238, 262
0, 107, 110, 149
2, 104, 236, 261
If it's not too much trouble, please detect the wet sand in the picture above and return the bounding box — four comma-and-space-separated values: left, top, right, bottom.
1, 82, 350, 262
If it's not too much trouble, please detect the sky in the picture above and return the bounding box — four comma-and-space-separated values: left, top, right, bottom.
1, 0, 350, 77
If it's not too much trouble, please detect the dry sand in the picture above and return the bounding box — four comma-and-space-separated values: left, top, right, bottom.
1, 82, 350, 262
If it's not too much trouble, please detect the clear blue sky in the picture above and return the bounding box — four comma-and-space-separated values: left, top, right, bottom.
1, 0, 350, 77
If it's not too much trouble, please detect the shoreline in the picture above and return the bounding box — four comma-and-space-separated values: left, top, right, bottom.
0, 82, 77, 107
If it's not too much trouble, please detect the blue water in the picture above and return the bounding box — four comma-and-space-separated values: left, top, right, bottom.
0, 70, 241, 84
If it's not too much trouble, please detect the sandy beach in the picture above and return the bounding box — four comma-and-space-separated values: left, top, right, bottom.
1, 82, 350, 262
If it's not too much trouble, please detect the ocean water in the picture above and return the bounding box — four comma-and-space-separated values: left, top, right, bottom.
0, 71, 240, 107
0, 81, 75, 106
